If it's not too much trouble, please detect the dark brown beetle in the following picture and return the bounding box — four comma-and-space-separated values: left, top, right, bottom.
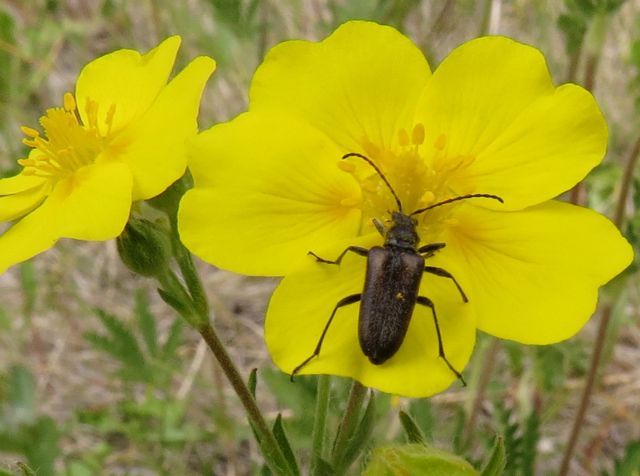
292, 153, 503, 382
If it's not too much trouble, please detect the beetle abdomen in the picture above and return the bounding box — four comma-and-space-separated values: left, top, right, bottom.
358, 246, 425, 364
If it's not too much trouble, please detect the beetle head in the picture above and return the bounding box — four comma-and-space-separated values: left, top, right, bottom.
385, 211, 419, 249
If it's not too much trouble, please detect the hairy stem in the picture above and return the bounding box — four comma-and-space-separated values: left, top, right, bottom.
332, 380, 368, 468
311, 375, 331, 475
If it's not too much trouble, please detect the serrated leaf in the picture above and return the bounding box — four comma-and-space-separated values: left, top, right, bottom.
93, 309, 146, 370
272, 414, 300, 475
399, 410, 426, 444
480, 436, 506, 476
135, 290, 158, 357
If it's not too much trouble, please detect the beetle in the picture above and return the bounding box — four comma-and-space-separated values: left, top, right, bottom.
291, 152, 503, 383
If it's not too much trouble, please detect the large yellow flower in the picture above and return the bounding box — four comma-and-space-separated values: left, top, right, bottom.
178, 22, 632, 397
0, 37, 215, 273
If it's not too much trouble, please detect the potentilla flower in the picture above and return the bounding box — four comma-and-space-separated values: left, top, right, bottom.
0, 37, 215, 273
178, 21, 632, 397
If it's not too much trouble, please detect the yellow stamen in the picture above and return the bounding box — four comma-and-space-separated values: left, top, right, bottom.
337, 160, 356, 173
17, 92, 110, 180
63, 92, 76, 112
398, 128, 410, 147
434, 134, 447, 151
412, 123, 425, 145
20, 126, 39, 138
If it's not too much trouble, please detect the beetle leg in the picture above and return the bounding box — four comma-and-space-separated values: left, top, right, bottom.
417, 242, 446, 257
416, 296, 466, 386
308, 246, 369, 265
423, 266, 468, 303
291, 293, 362, 380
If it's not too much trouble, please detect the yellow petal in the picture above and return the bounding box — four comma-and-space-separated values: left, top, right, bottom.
0, 183, 48, 222
179, 112, 361, 276
0, 201, 58, 274
111, 56, 215, 200
0, 172, 47, 196
266, 237, 476, 397
250, 20, 430, 152
76, 36, 181, 135
418, 37, 605, 210
430, 201, 632, 344
48, 161, 133, 240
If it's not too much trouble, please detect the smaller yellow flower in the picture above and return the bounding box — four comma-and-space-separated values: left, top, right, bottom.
0, 37, 215, 273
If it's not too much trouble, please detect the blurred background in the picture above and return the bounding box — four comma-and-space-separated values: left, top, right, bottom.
0, 0, 639, 474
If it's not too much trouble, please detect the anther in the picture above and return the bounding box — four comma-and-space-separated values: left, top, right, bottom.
20, 126, 39, 138
434, 134, 447, 151
337, 160, 356, 173
412, 123, 425, 146
63, 92, 76, 112
398, 128, 410, 147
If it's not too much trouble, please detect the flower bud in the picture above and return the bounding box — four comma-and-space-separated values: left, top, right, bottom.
117, 218, 173, 277
364, 444, 477, 476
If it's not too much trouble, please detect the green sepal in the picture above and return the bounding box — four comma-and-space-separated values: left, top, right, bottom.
480, 436, 506, 476
398, 410, 426, 445
272, 414, 300, 476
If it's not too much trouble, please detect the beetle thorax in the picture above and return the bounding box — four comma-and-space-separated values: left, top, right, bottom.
384, 212, 419, 249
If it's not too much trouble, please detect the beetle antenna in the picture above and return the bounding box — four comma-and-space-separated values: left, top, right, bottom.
343, 152, 403, 212
410, 194, 503, 216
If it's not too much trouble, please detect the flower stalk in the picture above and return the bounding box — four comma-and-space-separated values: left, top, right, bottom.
311, 375, 331, 475
332, 380, 369, 470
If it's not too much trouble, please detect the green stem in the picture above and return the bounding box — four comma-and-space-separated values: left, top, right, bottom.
332, 380, 368, 469
156, 266, 292, 474
198, 323, 293, 475
174, 237, 209, 316
478, 0, 495, 36
311, 375, 331, 475
559, 136, 640, 475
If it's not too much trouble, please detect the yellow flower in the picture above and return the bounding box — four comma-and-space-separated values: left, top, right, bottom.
178, 21, 632, 397
0, 37, 215, 273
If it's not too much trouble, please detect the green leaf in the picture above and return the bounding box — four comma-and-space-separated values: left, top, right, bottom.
480, 436, 506, 476
161, 318, 184, 361
22, 416, 60, 476
134, 290, 158, 357
248, 368, 258, 398
92, 309, 146, 370
9, 365, 36, 423
364, 444, 479, 476
399, 410, 426, 444
314, 457, 334, 476
613, 440, 640, 476
272, 414, 300, 476
335, 391, 376, 472
157, 288, 191, 317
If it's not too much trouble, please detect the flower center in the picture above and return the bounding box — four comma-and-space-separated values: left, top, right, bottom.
18, 93, 115, 180
340, 123, 476, 239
